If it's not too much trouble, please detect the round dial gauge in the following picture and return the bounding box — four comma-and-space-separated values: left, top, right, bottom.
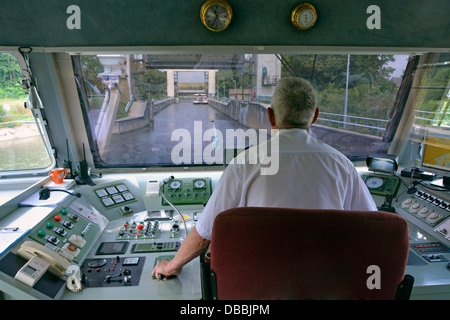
200, 0, 232, 32
291, 3, 318, 30
299, 10, 315, 28
88, 259, 107, 268
193, 179, 206, 189
365, 177, 384, 189
169, 180, 182, 189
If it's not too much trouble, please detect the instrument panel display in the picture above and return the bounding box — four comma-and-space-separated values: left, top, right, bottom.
361, 173, 401, 196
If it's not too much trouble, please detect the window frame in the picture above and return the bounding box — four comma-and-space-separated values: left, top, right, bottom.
0, 51, 56, 177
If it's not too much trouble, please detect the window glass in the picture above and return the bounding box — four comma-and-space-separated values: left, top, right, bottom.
281, 54, 409, 159
400, 53, 450, 171
72, 53, 410, 168
0, 53, 53, 172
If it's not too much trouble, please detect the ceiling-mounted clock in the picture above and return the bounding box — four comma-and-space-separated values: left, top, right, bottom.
200, 0, 233, 32
291, 3, 318, 30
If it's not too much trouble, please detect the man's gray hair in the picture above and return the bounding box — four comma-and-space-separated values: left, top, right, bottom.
271, 77, 317, 127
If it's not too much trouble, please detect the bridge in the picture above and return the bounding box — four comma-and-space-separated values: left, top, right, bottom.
177, 90, 207, 94
97, 54, 282, 100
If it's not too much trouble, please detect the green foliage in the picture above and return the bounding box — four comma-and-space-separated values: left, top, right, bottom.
0, 53, 27, 99
282, 54, 399, 121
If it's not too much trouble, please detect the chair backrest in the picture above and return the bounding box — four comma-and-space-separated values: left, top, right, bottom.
209, 207, 410, 300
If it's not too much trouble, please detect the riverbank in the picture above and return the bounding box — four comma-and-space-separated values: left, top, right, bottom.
0, 124, 39, 142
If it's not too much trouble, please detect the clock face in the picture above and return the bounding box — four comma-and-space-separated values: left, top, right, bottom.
291, 3, 317, 30
205, 5, 228, 29
201, 0, 232, 31
204, 4, 230, 30
298, 9, 315, 28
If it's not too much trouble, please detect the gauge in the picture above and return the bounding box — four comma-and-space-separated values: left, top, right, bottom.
291, 3, 318, 30
87, 259, 107, 268
169, 180, 181, 189
193, 179, 206, 189
365, 177, 384, 189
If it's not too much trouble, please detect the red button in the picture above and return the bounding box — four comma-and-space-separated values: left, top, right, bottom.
54, 215, 61, 221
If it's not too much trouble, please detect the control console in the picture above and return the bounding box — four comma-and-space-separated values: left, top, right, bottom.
27, 200, 108, 263
400, 189, 450, 227
81, 256, 145, 287
161, 177, 211, 205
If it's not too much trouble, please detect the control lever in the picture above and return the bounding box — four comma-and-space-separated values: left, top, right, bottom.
378, 194, 395, 213
105, 272, 122, 283
124, 269, 132, 285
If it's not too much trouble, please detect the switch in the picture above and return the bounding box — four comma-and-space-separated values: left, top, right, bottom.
69, 234, 86, 248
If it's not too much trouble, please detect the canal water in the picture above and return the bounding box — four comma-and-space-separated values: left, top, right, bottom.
0, 135, 51, 171
104, 101, 253, 166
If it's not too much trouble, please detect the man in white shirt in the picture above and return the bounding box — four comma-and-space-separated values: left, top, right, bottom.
153, 77, 378, 279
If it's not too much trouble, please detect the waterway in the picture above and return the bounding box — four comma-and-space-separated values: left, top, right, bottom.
104, 101, 251, 166
0, 135, 51, 171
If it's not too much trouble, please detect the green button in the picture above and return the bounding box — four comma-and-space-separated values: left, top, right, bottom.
46, 222, 54, 229
38, 230, 46, 237
61, 209, 68, 215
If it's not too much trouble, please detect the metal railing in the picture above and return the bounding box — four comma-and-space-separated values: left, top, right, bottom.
316, 112, 389, 137
413, 109, 449, 127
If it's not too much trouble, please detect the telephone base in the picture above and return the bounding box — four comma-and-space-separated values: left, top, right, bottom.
0, 252, 65, 299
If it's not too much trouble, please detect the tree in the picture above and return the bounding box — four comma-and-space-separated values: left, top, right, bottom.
0, 53, 27, 99
281, 54, 399, 122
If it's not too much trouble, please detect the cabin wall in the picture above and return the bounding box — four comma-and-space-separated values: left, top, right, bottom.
0, 0, 448, 49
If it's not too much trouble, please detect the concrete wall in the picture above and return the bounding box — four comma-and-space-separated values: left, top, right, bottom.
208, 99, 272, 131
208, 98, 388, 158
112, 98, 175, 134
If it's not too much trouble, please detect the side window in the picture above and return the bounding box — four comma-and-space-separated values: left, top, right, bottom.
0, 53, 54, 174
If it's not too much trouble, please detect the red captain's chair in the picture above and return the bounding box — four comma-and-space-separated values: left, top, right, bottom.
206, 207, 413, 300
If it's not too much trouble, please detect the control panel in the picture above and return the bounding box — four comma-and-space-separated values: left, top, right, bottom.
27, 200, 107, 263
361, 173, 401, 196
93, 181, 137, 210
400, 189, 450, 227
161, 177, 211, 205
81, 256, 145, 287
396, 186, 450, 271
0, 175, 209, 300
4, 173, 447, 300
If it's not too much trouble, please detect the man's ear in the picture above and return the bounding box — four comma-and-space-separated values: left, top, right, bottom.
267, 107, 277, 128
311, 107, 319, 124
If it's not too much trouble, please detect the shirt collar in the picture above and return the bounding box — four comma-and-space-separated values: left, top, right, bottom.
276, 128, 309, 136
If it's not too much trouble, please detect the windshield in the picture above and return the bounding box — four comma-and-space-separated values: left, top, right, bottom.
72, 53, 410, 168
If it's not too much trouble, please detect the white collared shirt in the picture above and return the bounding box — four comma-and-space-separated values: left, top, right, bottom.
196, 128, 378, 240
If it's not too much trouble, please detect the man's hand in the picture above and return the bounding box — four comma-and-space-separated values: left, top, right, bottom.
152, 259, 182, 280
152, 226, 210, 280
151, 226, 210, 281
